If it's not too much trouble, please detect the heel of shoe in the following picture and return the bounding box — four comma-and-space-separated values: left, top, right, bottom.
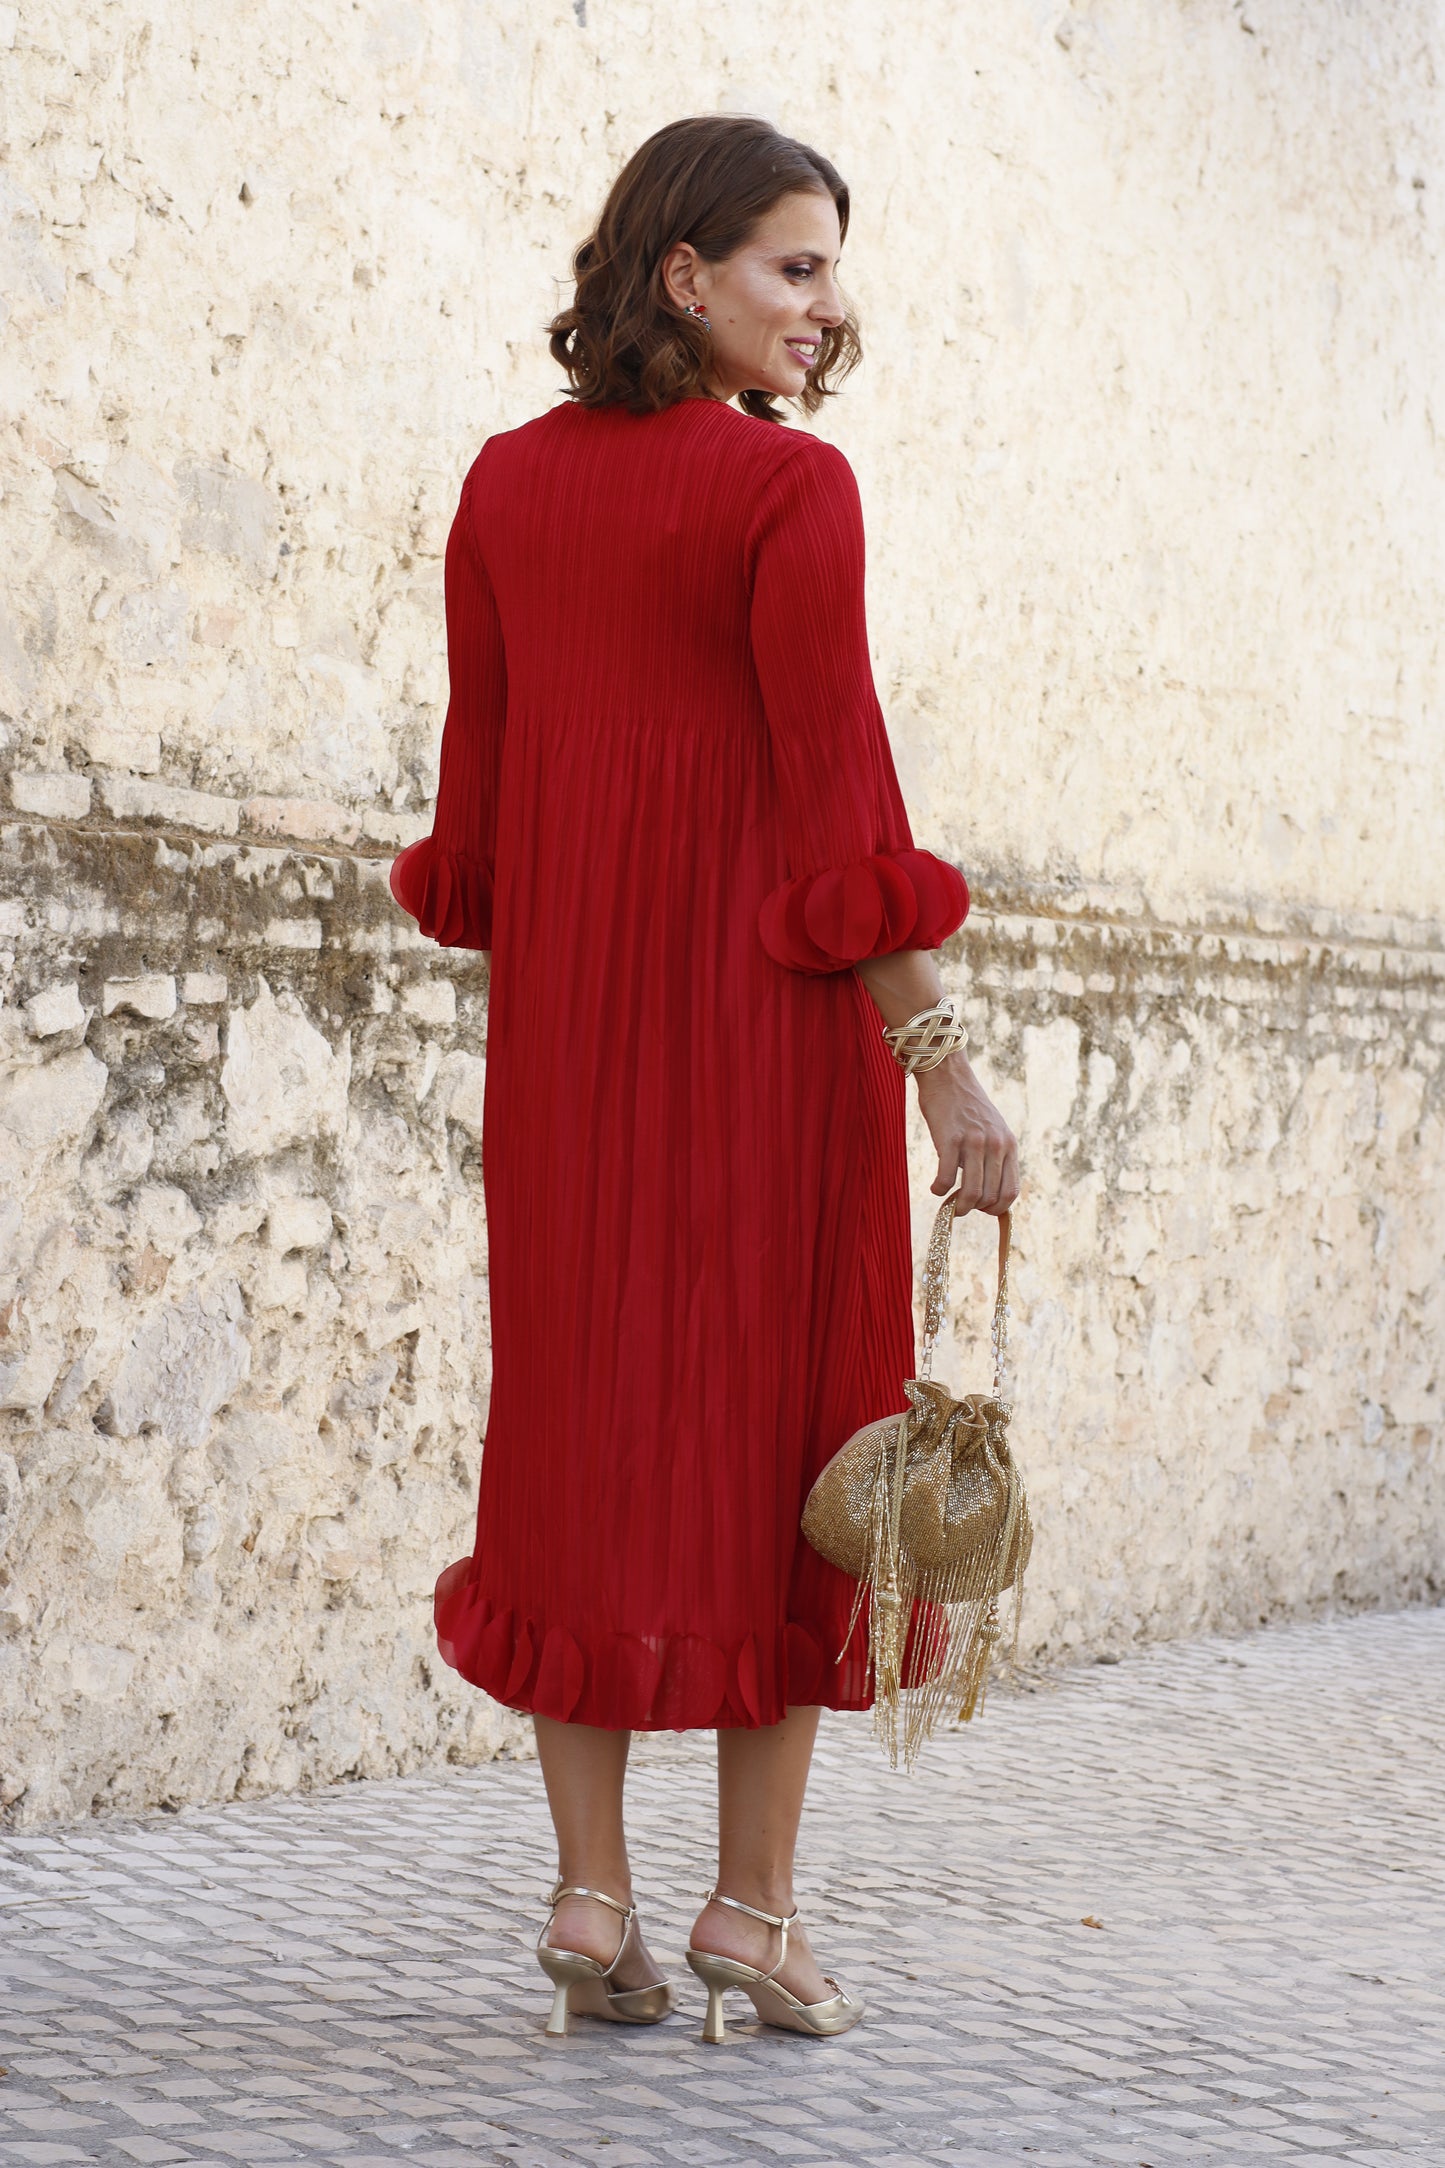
537, 1946, 600, 2040
701, 1976, 727, 2045
686, 1949, 744, 2045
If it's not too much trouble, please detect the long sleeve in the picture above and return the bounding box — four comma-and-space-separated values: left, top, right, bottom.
389, 462, 505, 948
747, 441, 968, 975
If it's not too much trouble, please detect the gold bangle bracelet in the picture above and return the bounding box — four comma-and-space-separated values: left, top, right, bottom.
880, 998, 969, 1074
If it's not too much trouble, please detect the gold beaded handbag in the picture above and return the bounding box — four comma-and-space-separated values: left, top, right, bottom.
802, 1192, 1030, 1769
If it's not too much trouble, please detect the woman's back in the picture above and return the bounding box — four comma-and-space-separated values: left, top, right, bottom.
475, 396, 836, 728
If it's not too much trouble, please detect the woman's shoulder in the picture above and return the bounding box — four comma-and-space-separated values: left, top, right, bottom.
690, 401, 855, 487
462, 402, 577, 478
673, 409, 862, 536
458, 402, 855, 531
475, 397, 849, 465
734, 424, 859, 533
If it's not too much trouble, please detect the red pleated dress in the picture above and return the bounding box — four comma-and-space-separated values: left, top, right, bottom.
390, 396, 969, 1730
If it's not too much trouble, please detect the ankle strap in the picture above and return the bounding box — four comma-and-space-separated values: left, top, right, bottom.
548, 1880, 634, 1921
706, 1888, 797, 1931
706, 1888, 797, 1983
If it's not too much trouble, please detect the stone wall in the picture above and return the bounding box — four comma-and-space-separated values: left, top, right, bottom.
2, 0, 1442, 1821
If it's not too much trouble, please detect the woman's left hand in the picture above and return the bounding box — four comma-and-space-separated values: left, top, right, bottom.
913, 1051, 1020, 1212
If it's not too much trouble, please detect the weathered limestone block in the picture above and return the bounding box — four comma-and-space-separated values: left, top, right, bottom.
425, 1039, 481, 1118
99, 776, 241, 837
25, 982, 88, 1037
10, 772, 91, 820
176, 459, 276, 573
102, 1283, 251, 1452
0, 1029, 108, 1155
0, 1336, 65, 1416
102, 975, 177, 1021
266, 1196, 333, 1254
220, 981, 351, 1157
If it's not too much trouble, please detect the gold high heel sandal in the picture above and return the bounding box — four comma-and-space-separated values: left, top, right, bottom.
685, 1889, 864, 2043
535, 1881, 674, 2037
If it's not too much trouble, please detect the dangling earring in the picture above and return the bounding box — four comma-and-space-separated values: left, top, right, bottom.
685, 301, 712, 331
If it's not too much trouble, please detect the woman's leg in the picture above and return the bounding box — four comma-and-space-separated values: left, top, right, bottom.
690, 1705, 833, 2003
533, 1714, 665, 1989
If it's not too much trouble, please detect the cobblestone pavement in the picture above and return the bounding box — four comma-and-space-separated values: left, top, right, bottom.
2, 1609, 1442, 2168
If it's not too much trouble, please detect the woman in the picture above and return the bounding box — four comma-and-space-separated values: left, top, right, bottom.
390, 114, 1020, 2042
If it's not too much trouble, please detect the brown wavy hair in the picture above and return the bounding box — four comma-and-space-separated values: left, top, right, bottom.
548, 115, 861, 423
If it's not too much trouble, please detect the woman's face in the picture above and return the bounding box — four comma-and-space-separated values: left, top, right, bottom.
663, 190, 846, 403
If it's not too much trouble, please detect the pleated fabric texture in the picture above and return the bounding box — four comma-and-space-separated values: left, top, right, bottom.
391, 398, 970, 1729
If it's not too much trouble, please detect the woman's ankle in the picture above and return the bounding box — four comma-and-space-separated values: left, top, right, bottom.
556, 1868, 634, 1905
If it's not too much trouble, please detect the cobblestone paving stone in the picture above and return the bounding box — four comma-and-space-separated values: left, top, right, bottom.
1, 1609, 1441, 2168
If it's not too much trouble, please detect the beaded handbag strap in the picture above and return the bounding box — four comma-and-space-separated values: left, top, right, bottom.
917, 1193, 1012, 1400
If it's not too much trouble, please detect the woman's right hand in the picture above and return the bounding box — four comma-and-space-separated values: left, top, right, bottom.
913, 1050, 1020, 1212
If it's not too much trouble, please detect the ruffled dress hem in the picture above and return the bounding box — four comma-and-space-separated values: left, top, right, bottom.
434, 1556, 871, 1729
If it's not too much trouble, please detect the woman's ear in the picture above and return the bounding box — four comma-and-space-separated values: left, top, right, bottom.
661, 240, 704, 313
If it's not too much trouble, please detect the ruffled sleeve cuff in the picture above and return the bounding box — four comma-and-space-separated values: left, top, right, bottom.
757, 847, 968, 975
389, 836, 494, 950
